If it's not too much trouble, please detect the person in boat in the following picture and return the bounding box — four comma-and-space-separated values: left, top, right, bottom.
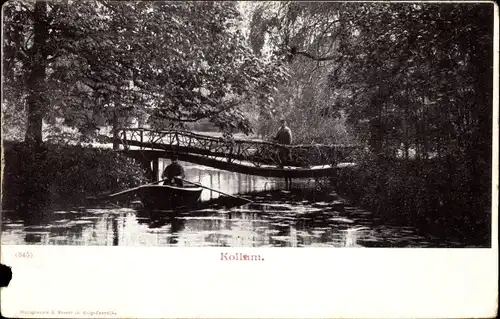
161, 155, 185, 187
273, 118, 293, 167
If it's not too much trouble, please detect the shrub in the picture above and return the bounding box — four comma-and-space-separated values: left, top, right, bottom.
1, 142, 149, 209
334, 152, 491, 244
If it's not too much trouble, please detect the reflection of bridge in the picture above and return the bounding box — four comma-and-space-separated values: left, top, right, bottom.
113, 128, 359, 179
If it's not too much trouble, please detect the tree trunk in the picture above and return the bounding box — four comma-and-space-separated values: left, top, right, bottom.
112, 107, 120, 150
24, 1, 49, 146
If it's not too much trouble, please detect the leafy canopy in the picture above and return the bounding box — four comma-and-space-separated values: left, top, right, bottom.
249, 2, 493, 158
2, 0, 289, 142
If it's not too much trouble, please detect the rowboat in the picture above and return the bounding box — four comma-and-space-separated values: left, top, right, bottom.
137, 184, 203, 210
87, 179, 250, 211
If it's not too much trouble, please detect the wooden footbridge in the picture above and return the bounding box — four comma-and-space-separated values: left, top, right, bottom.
112, 128, 360, 179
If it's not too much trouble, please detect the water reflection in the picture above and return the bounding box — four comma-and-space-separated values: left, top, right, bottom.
1, 162, 466, 248
0, 203, 463, 248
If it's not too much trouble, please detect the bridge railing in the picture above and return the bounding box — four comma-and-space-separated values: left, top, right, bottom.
115, 128, 360, 167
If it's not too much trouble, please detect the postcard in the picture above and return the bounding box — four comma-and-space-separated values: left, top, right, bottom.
1, 1, 498, 318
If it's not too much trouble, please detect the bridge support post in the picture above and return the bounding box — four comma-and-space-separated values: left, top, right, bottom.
285, 176, 292, 190
152, 158, 159, 181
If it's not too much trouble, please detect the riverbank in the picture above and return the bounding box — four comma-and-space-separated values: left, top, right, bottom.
331, 154, 491, 246
1, 142, 148, 210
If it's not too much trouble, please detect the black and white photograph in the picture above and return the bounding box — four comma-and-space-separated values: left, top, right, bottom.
0, 1, 497, 318
1, 1, 495, 249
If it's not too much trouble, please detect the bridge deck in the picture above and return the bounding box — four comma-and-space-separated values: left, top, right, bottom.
123, 149, 357, 178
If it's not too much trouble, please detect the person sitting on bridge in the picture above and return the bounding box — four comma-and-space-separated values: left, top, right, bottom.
161, 155, 185, 187
273, 118, 293, 167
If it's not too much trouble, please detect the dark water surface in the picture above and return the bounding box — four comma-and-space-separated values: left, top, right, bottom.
1, 161, 467, 247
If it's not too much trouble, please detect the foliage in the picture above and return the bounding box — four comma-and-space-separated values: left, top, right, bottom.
1, 142, 149, 208
251, 2, 493, 159
248, 2, 355, 144
2, 1, 289, 145
335, 155, 491, 245
253, 58, 354, 144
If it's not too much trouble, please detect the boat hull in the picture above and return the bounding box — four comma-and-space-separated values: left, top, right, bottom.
138, 185, 203, 210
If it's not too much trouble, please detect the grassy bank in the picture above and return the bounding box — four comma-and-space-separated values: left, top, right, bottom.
332, 153, 491, 246
1, 142, 148, 210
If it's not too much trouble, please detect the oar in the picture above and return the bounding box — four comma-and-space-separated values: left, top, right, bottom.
88, 178, 170, 201
180, 178, 253, 203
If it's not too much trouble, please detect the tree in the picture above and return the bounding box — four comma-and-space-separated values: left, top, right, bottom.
248, 1, 355, 144
2, 0, 288, 146
250, 2, 493, 161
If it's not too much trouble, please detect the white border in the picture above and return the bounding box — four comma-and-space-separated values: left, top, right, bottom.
0, 246, 498, 318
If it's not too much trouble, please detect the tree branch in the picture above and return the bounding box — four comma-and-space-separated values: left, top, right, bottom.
23, 31, 34, 52
293, 49, 340, 62
18, 1, 33, 13
155, 116, 200, 123
17, 46, 31, 62
155, 99, 241, 124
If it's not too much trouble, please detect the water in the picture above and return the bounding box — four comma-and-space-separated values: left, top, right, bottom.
1, 161, 465, 247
